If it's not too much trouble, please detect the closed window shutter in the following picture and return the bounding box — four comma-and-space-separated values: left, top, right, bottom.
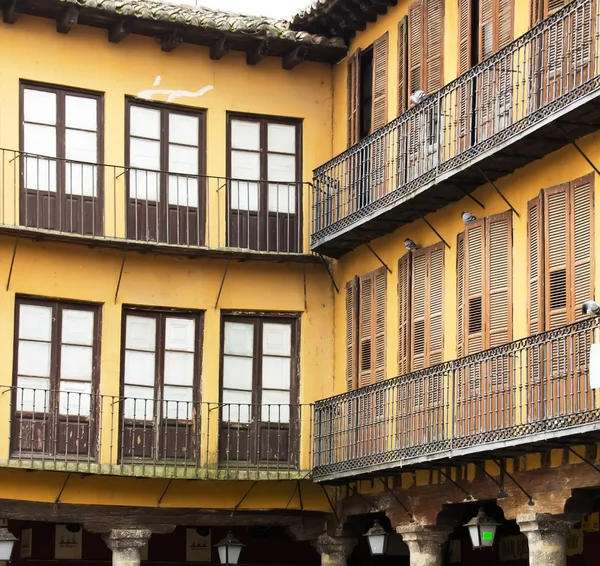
412, 250, 428, 370
408, 0, 424, 96
465, 219, 485, 354
429, 244, 445, 364
546, 0, 567, 16
425, 0, 444, 93
571, 174, 594, 323
457, 232, 465, 358
372, 33, 389, 131
346, 278, 359, 391
480, 0, 513, 60
527, 195, 544, 335
486, 212, 512, 348
544, 184, 570, 330
374, 267, 387, 384
530, 0, 543, 27
479, 0, 494, 60
497, 0, 514, 50
347, 50, 361, 147
398, 17, 408, 115
398, 253, 412, 374
458, 0, 472, 73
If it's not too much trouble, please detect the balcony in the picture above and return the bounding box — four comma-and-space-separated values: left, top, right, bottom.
2, 388, 313, 480
311, 0, 600, 258
313, 318, 600, 482
0, 149, 316, 262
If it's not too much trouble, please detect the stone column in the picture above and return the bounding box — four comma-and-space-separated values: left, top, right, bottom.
311, 534, 357, 566
397, 525, 452, 566
103, 529, 152, 566
517, 513, 572, 566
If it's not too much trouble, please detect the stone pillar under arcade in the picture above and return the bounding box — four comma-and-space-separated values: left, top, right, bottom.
517, 513, 572, 566
103, 529, 152, 566
311, 533, 357, 566
396, 525, 452, 566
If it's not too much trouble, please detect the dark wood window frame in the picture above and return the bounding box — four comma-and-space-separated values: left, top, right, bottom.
11, 295, 102, 458
124, 97, 207, 246
119, 306, 204, 463
19, 80, 105, 236
225, 112, 303, 253
218, 311, 301, 467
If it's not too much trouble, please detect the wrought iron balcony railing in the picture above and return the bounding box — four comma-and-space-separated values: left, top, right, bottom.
313, 318, 600, 481
311, 0, 600, 250
2, 388, 313, 480
0, 149, 311, 257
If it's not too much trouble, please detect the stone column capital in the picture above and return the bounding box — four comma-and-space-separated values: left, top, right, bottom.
311, 534, 357, 558
103, 529, 152, 552
396, 525, 452, 566
517, 514, 572, 566
516, 513, 572, 539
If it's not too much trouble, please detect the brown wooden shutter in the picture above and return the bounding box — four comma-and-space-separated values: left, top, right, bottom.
347, 50, 361, 147
458, 0, 472, 73
530, 0, 543, 28
457, 232, 465, 358
425, 0, 444, 93
408, 0, 424, 96
571, 174, 594, 323
464, 219, 485, 354
527, 195, 545, 334
411, 250, 428, 370
545, 0, 567, 16
479, 0, 513, 60
428, 243, 445, 364
374, 267, 387, 383
398, 253, 412, 374
479, 0, 494, 60
398, 17, 408, 115
358, 272, 374, 387
486, 212, 512, 347
544, 184, 570, 330
346, 278, 359, 391
497, 0, 514, 50
372, 33, 389, 131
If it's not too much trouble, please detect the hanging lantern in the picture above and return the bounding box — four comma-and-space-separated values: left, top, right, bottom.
215, 531, 244, 565
464, 508, 499, 550
365, 521, 390, 556
0, 528, 17, 561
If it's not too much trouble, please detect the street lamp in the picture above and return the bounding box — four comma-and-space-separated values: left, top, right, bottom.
365, 520, 390, 556
464, 508, 499, 550
215, 531, 244, 565
0, 527, 17, 561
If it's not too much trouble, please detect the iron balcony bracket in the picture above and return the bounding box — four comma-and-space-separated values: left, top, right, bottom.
214, 256, 231, 309
474, 462, 508, 498
363, 242, 392, 274
414, 209, 451, 249
567, 446, 600, 476
378, 476, 414, 523
319, 254, 340, 294
6, 236, 18, 292
557, 123, 600, 177
476, 166, 520, 218
429, 466, 475, 501
320, 484, 342, 527
114, 248, 127, 304
494, 459, 535, 506
459, 186, 486, 210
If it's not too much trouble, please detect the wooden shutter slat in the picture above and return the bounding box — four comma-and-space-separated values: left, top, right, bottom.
408, 0, 424, 96
530, 0, 542, 27
479, 0, 495, 60
398, 253, 412, 374
497, 0, 514, 50
458, 0, 472, 73
486, 211, 512, 348
428, 243, 445, 365
398, 17, 408, 115
527, 195, 545, 334
347, 50, 361, 147
465, 219, 485, 354
346, 278, 358, 391
372, 33, 389, 131
457, 232, 465, 358
571, 174, 594, 322
425, 0, 444, 93
374, 267, 387, 383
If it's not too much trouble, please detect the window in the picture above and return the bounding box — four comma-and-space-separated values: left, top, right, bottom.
20, 82, 103, 235
227, 114, 302, 253
126, 100, 206, 246
528, 174, 594, 333
120, 309, 203, 461
220, 315, 299, 466
12, 298, 100, 457
398, 244, 445, 374
346, 268, 387, 391
347, 32, 389, 146
457, 211, 513, 357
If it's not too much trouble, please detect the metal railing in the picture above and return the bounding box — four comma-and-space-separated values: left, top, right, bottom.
312, 0, 600, 242
313, 318, 600, 479
3, 389, 313, 480
0, 149, 310, 255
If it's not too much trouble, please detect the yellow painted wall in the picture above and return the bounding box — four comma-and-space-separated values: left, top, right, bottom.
331, 130, 600, 394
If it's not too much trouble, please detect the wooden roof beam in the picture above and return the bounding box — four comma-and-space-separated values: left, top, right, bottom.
333, 9, 367, 31
210, 35, 231, 60
371, 0, 398, 6
108, 19, 129, 43
161, 28, 183, 52
282, 45, 307, 70
57, 5, 78, 33
246, 39, 269, 65
3, 0, 26, 24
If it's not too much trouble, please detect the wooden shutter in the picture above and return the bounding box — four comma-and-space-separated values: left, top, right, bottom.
544, 184, 570, 330
429, 244, 445, 364
346, 278, 359, 391
486, 212, 512, 347
497, 0, 513, 50
458, 0, 472, 73
347, 50, 361, 147
398, 253, 412, 374
408, 0, 424, 96
412, 250, 428, 370
374, 267, 387, 384
527, 195, 545, 334
479, 0, 494, 60
530, 0, 543, 28
464, 219, 485, 354
546, 0, 567, 16
571, 174, 594, 323
457, 232, 465, 358
398, 17, 408, 115
425, 0, 444, 93
479, 0, 513, 60
372, 33, 389, 131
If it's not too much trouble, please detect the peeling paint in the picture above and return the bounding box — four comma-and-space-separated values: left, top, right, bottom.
136, 82, 214, 102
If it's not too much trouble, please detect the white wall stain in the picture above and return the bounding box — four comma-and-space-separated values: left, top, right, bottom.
137, 78, 214, 102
